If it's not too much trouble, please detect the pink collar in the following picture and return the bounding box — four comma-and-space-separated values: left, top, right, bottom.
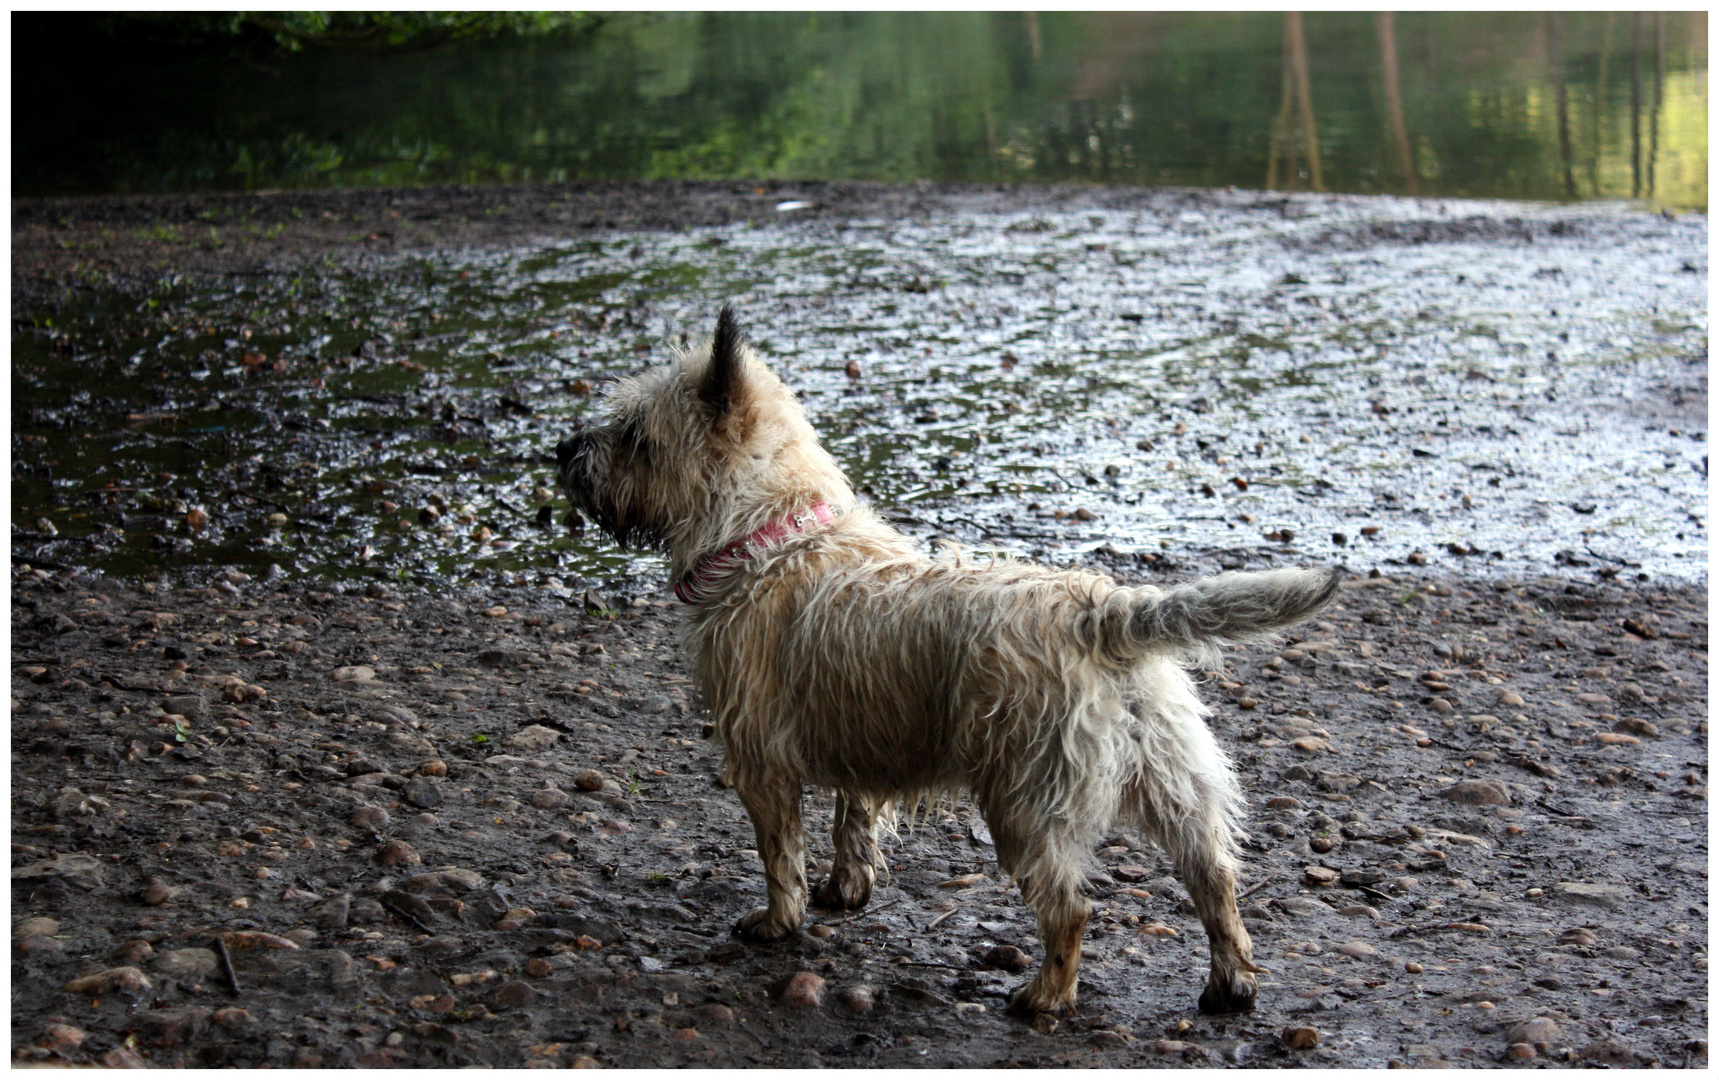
674, 502, 840, 605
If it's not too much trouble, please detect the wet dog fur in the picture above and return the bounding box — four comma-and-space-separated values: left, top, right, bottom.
555, 308, 1340, 1017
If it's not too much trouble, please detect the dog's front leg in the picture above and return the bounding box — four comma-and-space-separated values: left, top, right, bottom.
814, 791, 880, 911
732, 776, 808, 942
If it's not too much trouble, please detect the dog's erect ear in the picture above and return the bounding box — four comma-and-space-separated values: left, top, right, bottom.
699, 306, 746, 416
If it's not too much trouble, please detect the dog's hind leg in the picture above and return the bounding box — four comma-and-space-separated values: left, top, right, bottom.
1158, 800, 1260, 1014
813, 791, 880, 911
732, 775, 808, 942
993, 817, 1091, 1018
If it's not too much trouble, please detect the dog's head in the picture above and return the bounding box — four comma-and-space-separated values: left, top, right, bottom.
555, 307, 850, 570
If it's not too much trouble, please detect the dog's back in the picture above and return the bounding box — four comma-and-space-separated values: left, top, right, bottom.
696, 523, 1329, 812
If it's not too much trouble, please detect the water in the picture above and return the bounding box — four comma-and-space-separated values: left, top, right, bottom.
12, 191, 1707, 592
14, 12, 1707, 209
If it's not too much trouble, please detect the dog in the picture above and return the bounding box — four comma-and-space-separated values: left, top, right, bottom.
555, 308, 1340, 1017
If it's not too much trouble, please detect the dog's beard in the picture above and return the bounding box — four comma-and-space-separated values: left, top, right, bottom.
558, 434, 666, 552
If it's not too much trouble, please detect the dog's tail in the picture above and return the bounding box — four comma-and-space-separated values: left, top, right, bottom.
1084, 567, 1342, 665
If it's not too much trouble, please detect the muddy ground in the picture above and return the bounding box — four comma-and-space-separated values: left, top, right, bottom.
11, 182, 1710, 1068
10, 560, 1708, 1068
13, 179, 1197, 300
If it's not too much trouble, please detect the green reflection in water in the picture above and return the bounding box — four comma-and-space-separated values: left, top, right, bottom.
14, 11, 1708, 208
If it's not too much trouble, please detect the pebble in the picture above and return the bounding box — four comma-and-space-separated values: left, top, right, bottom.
1335, 941, 1377, 959
136, 874, 175, 905
15, 917, 60, 937
220, 931, 299, 951
115, 935, 153, 963
64, 966, 153, 996
350, 806, 390, 829
836, 984, 875, 1013
983, 945, 1033, 972
153, 948, 217, 981
1439, 779, 1511, 806
1282, 1026, 1320, 1050
1428, 698, 1453, 715
505, 725, 563, 752
778, 971, 826, 1007
408, 867, 485, 894
530, 788, 571, 810
403, 778, 444, 808
1578, 1040, 1637, 1066
162, 695, 206, 720
694, 1003, 736, 1027
489, 980, 541, 1009
1404, 962, 1423, 974
40, 1023, 86, 1051
136, 1006, 212, 1047
418, 759, 449, 776
1291, 737, 1330, 753
1506, 1042, 1536, 1060
1595, 732, 1640, 746
1614, 718, 1659, 737
572, 769, 607, 792
377, 840, 422, 866
1497, 691, 1525, 707
1551, 882, 1627, 910
313, 895, 352, 929
1302, 867, 1339, 886
16, 934, 63, 952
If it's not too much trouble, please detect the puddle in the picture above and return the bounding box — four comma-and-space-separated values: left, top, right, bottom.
11, 191, 1708, 593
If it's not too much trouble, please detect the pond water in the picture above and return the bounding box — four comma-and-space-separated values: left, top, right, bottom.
12, 191, 1708, 594
14, 11, 1707, 209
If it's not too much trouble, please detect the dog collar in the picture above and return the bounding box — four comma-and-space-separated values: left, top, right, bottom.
674, 502, 840, 605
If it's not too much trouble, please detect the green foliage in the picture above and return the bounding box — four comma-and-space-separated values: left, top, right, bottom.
111, 12, 598, 54
25, 11, 1709, 207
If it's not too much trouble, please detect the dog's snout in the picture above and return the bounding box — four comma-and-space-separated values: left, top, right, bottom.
555, 436, 581, 467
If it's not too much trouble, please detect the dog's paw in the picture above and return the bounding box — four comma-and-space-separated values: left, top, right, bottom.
733, 906, 797, 943
812, 867, 874, 911
1005, 981, 1076, 1020
1197, 969, 1258, 1015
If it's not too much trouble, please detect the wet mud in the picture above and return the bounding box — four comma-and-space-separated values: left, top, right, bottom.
9, 565, 1708, 1067
12, 181, 1707, 590
10, 181, 1710, 1067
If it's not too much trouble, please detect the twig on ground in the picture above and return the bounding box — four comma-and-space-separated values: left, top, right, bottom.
213, 934, 242, 995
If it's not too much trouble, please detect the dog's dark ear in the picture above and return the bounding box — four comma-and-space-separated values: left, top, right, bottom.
699, 306, 745, 416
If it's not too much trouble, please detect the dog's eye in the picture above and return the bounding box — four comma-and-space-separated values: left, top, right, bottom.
617, 415, 651, 463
